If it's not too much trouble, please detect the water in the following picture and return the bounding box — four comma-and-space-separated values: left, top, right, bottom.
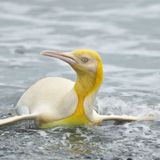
0, 0, 160, 159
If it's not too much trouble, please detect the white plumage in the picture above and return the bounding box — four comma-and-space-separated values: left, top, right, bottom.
16, 77, 78, 123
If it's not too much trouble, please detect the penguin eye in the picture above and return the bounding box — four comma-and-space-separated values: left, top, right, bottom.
81, 57, 89, 63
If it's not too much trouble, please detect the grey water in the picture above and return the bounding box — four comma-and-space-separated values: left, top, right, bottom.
0, 0, 160, 159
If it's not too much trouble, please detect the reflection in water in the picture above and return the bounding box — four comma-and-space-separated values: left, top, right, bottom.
63, 128, 93, 156
47, 127, 95, 158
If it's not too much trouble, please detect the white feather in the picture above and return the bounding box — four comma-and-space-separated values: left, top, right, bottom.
16, 77, 78, 121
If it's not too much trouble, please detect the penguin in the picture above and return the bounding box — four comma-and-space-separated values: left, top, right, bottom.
0, 49, 155, 128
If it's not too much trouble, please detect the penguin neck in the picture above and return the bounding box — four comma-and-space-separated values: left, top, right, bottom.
74, 62, 103, 99
74, 72, 96, 97
74, 70, 102, 116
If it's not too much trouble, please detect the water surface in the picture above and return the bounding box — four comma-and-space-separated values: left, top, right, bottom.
0, 0, 160, 159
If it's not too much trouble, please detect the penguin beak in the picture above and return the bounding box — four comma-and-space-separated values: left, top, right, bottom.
41, 50, 78, 65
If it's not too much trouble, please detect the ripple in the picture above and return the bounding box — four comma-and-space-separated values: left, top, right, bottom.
0, 0, 160, 159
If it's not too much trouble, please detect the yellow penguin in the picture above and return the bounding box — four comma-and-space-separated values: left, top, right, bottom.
0, 49, 155, 128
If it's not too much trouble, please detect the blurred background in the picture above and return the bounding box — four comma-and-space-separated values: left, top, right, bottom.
0, 0, 160, 160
